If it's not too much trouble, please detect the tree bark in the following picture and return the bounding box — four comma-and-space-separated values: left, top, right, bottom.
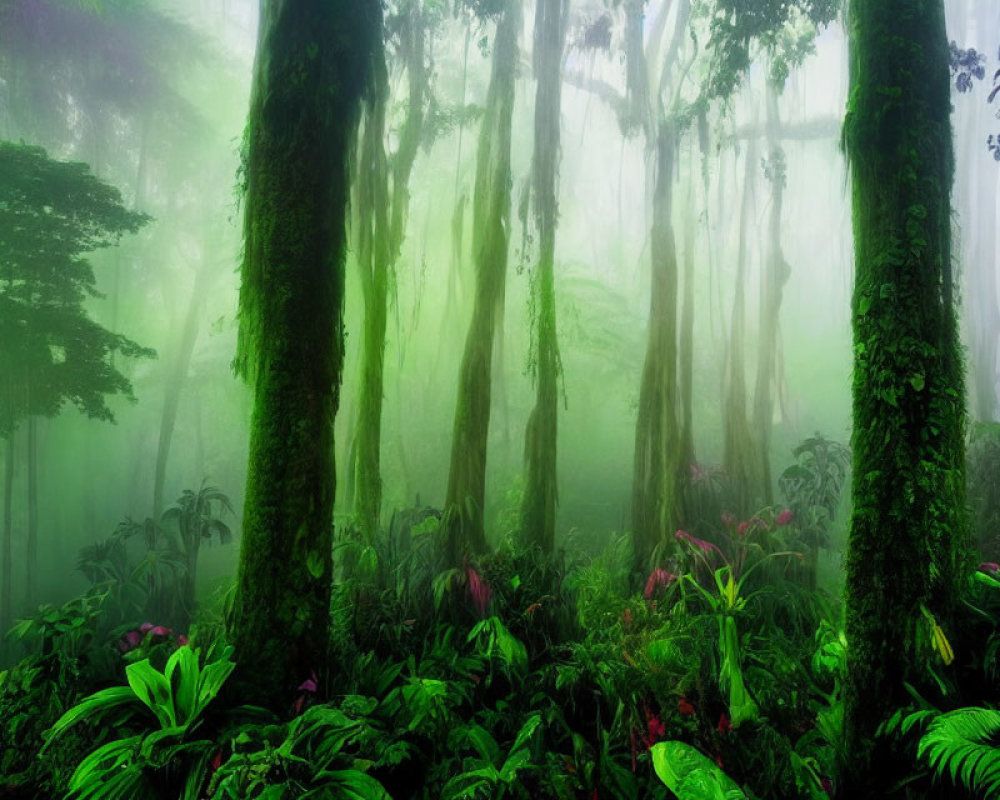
842, 0, 969, 794
230, 0, 374, 704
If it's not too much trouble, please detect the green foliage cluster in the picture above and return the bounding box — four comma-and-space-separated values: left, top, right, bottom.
0, 141, 154, 436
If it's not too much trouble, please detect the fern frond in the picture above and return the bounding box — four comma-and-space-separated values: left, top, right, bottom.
917, 707, 1000, 799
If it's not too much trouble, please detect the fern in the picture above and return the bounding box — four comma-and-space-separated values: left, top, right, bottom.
916, 707, 1000, 799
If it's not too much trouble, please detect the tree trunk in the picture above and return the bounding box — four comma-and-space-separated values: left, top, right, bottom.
722, 140, 760, 515
230, 0, 374, 704
1, 435, 13, 635
751, 84, 791, 507
631, 122, 681, 572
354, 1, 428, 546
25, 415, 36, 609
520, 0, 566, 553
152, 259, 212, 520
444, 0, 520, 564
842, 0, 968, 794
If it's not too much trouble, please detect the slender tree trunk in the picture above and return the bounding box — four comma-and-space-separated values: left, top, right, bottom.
444, 0, 520, 563
678, 164, 696, 480
842, 1, 968, 794
520, 0, 567, 552
1, 435, 13, 635
25, 415, 36, 609
354, 1, 427, 544
152, 260, 212, 520
722, 140, 760, 514
751, 84, 791, 507
230, 0, 374, 704
631, 122, 681, 572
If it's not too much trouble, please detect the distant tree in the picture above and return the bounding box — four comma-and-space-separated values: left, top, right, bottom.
842, 1, 970, 796
0, 140, 152, 630
230, 0, 376, 704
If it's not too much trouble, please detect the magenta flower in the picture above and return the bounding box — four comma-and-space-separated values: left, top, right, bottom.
176, 634, 189, 647
139, 622, 154, 633
119, 629, 143, 652
467, 567, 493, 615
149, 625, 171, 637
675, 529, 722, 556
776, 509, 794, 526
979, 562, 1000, 574
298, 678, 317, 692
644, 568, 676, 601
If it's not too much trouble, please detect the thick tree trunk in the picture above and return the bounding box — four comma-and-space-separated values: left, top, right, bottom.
631, 122, 681, 572
520, 0, 566, 553
444, 0, 519, 563
231, 0, 373, 704
842, 0, 968, 794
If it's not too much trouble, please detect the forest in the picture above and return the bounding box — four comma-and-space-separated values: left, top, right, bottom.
1, 0, 1000, 797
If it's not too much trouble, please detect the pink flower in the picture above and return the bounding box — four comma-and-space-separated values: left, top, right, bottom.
675, 529, 722, 556
979, 562, 1000, 573
139, 622, 154, 633
298, 678, 317, 692
645, 714, 666, 746
119, 629, 142, 652
644, 568, 676, 600
176, 634, 189, 647
467, 567, 492, 615
149, 626, 171, 637
776, 509, 794, 526
737, 521, 749, 536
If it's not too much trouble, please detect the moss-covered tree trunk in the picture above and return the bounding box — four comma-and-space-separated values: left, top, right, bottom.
631, 122, 681, 572
231, 0, 373, 703
444, 0, 519, 564
1, 435, 12, 635
354, 1, 427, 545
751, 85, 790, 508
519, 0, 566, 553
842, 0, 968, 794
25, 415, 36, 607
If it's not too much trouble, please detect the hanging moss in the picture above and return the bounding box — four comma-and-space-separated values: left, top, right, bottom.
841, 0, 970, 794
444, 0, 520, 564
231, 0, 376, 705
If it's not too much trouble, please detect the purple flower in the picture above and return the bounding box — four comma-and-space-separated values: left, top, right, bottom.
119, 629, 142, 652
149, 625, 171, 637
297, 678, 317, 693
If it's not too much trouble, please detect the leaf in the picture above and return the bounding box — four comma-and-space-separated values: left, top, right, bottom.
45, 686, 138, 748
126, 660, 175, 728
650, 741, 748, 799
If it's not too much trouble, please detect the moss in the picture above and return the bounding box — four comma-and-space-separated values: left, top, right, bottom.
231, 0, 375, 703
841, 0, 970, 794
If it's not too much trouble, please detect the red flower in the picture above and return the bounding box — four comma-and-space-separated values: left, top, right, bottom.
644, 568, 676, 601
675, 529, 722, 556
776, 508, 794, 526
467, 567, 493, 615
717, 713, 732, 735
678, 696, 696, 717
737, 521, 749, 536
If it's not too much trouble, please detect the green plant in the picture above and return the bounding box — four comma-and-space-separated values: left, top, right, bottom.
442, 714, 541, 799
44, 643, 235, 799
650, 740, 748, 799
